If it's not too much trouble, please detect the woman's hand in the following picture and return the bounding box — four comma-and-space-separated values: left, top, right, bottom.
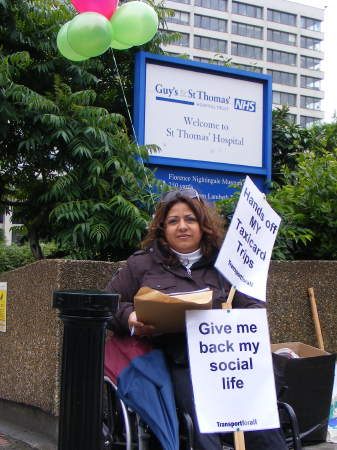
128, 311, 155, 336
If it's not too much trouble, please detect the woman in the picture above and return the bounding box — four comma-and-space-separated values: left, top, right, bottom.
106, 188, 287, 450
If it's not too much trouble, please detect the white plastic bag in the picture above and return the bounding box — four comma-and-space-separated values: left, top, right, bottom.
327, 364, 337, 443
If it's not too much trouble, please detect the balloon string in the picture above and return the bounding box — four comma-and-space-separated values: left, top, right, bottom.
111, 50, 156, 209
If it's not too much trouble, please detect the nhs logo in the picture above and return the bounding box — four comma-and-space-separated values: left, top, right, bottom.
234, 98, 256, 112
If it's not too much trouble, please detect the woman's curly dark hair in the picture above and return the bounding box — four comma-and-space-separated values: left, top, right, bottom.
141, 193, 224, 264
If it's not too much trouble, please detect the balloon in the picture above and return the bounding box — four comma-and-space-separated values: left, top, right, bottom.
57, 22, 89, 61
110, 2, 158, 46
71, 0, 118, 19
110, 39, 132, 50
67, 12, 113, 58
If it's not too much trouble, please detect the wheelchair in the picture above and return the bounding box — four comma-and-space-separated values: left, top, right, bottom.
102, 375, 303, 450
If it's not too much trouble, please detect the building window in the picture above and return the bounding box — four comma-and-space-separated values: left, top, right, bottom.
194, 56, 224, 65
194, 35, 227, 52
301, 36, 321, 51
267, 29, 296, 46
171, 0, 191, 4
267, 69, 297, 86
232, 22, 263, 39
231, 42, 262, 59
300, 115, 320, 128
301, 75, 321, 90
234, 63, 262, 73
232, 1, 262, 19
267, 49, 296, 66
195, 0, 227, 12
194, 14, 227, 32
301, 16, 321, 32
168, 32, 190, 46
300, 96, 321, 110
301, 56, 321, 71
286, 113, 297, 124
267, 9, 296, 26
167, 10, 190, 25
273, 91, 296, 107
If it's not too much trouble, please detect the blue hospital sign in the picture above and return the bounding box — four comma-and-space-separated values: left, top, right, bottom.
134, 52, 272, 197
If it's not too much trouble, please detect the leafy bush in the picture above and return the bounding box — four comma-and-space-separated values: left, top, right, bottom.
268, 150, 337, 260
0, 242, 59, 274
216, 184, 314, 261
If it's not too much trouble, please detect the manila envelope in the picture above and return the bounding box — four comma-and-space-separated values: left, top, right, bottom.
134, 286, 213, 334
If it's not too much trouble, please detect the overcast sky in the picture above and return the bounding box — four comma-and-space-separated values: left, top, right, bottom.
292, 0, 337, 122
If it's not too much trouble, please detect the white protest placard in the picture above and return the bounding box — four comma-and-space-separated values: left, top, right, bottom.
186, 309, 279, 433
215, 176, 281, 301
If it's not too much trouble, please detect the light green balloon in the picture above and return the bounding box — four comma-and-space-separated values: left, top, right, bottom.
57, 22, 89, 61
110, 2, 158, 47
67, 12, 113, 58
110, 39, 132, 50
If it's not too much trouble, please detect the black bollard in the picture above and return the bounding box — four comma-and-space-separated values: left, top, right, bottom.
53, 289, 119, 450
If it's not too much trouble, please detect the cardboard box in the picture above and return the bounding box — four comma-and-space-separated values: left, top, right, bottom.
272, 342, 336, 443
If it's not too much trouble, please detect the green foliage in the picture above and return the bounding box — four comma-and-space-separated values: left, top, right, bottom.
0, 0, 170, 260
268, 149, 337, 260
272, 106, 310, 185
216, 184, 314, 261
0, 241, 57, 274
216, 148, 337, 260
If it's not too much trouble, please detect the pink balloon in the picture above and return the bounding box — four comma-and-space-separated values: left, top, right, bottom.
71, 0, 118, 19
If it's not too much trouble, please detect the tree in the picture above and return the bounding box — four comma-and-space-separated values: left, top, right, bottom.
0, 0, 170, 259
268, 149, 337, 260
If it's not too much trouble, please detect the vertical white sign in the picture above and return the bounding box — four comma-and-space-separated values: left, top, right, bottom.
215, 176, 281, 301
186, 309, 279, 433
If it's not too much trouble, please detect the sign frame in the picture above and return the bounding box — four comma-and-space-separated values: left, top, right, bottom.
134, 51, 272, 185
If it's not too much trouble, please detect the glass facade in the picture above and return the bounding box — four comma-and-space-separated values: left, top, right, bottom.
167, 10, 190, 25
232, 1, 263, 19
301, 56, 321, 71
273, 91, 296, 106
267, 49, 296, 66
194, 35, 227, 52
300, 116, 320, 128
267, 29, 296, 46
195, 0, 227, 12
267, 69, 297, 86
267, 9, 296, 26
232, 22, 263, 39
194, 14, 227, 32
231, 42, 263, 59
171, 0, 191, 5
301, 36, 321, 51
234, 63, 262, 73
194, 56, 225, 65
301, 16, 321, 31
170, 32, 190, 46
300, 95, 321, 110
301, 75, 321, 90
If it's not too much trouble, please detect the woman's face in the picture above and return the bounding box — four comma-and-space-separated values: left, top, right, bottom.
164, 201, 202, 254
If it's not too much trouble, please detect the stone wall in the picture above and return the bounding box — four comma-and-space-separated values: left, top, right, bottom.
0, 259, 335, 417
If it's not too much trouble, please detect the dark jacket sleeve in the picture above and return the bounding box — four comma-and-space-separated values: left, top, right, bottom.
233, 290, 265, 309
105, 257, 142, 333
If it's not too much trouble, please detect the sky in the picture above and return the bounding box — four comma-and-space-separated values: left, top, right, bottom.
292, 0, 337, 122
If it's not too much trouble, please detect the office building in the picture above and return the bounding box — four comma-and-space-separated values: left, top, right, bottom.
162, 0, 324, 126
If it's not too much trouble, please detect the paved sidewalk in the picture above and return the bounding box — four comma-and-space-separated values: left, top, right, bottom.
2, 431, 337, 449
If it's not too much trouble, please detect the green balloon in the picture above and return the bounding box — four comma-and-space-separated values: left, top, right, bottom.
67, 12, 113, 58
110, 39, 132, 50
57, 22, 88, 61
110, 2, 158, 47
